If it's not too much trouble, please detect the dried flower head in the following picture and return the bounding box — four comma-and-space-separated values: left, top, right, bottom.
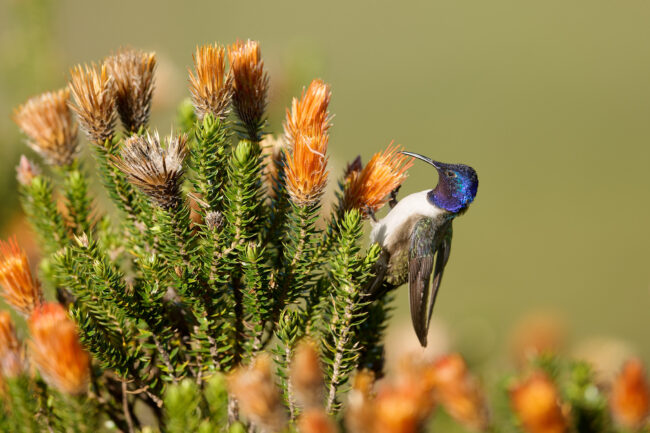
343, 143, 413, 217
0, 238, 43, 316
28, 302, 90, 394
298, 408, 339, 433
610, 358, 650, 429
290, 339, 325, 408
68, 63, 117, 145
16, 155, 41, 187
104, 48, 156, 132
13, 89, 78, 166
284, 79, 332, 149
189, 43, 233, 121
228, 40, 269, 140
510, 372, 568, 433
261, 134, 286, 197
431, 354, 489, 431
228, 355, 287, 432
114, 132, 188, 209
0, 311, 23, 378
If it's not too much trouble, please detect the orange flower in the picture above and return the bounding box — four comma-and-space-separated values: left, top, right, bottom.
290, 339, 325, 408
0, 238, 43, 316
297, 408, 339, 433
510, 372, 568, 433
13, 88, 78, 166
431, 354, 489, 431
343, 143, 413, 217
0, 311, 23, 378
228, 355, 287, 432
189, 43, 232, 121
104, 48, 156, 133
610, 358, 650, 429
283, 80, 332, 206
69, 63, 117, 146
284, 79, 332, 149
228, 40, 269, 140
28, 302, 90, 395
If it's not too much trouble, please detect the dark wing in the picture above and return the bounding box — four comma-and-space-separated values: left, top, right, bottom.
408, 215, 453, 347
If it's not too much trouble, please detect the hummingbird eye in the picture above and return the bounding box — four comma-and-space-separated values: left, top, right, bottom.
446, 170, 456, 178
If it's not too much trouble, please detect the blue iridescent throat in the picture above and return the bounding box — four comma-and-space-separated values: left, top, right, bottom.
427, 164, 479, 214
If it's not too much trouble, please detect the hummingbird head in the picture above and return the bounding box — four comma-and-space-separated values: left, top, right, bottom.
401, 151, 479, 214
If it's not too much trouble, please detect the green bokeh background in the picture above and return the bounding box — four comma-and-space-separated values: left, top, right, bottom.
1, 0, 649, 392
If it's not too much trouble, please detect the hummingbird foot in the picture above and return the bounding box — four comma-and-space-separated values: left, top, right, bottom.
389, 185, 401, 209
363, 206, 378, 222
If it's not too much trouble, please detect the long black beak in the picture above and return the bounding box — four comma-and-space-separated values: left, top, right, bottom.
400, 151, 441, 169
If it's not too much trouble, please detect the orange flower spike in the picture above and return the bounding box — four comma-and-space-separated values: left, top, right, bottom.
510, 372, 568, 433
28, 303, 90, 395
0, 238, 43, 316
431, 354, 490, 431
0, 311, 24, 378
228, 40, 269, 140
343, 143, 414, 217
188, 43, 232, 121
284, 79, 332, 149
285, 132, 329, 206
610, 358, 650, 429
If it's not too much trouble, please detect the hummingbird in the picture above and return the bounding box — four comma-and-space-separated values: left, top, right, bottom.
369, 151, 479, 347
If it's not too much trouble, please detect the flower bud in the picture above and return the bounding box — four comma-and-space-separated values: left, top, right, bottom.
510, 372, 568, 433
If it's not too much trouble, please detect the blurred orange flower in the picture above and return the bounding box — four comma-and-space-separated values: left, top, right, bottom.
510, 371, 568, 433
342, 143, 413, 217
28, 303, 90, 395
0, 311, 23, 378
430, 353, 490, 431
0, 238, 43, 316
290, 339, 325, 408
298, 408, 339, 433
610, 358, 650, 430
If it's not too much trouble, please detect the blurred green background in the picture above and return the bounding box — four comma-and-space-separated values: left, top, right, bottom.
1, 0, 649, 391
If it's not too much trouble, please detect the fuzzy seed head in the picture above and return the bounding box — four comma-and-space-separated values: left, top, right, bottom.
0, 311, 23, 378
28, 303, 90, 395
228, 355, 287, 432
510, 372, 568, 433
16, 155, 41, 187
104, 48, 156, 133
343, 143, 413, 217
610, 358, 650, 429
13, 89, 79, 166
284, 79, 332, 149
0, 238, 43, 316
228, 40, 269, 140
290, 339, 325, 409
114, 132, 188, 209
430, 354, 490, 431
189, 43, 233, 121
69, 63, 117, 146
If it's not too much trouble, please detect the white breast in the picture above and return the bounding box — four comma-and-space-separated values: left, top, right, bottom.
370, 190, 444, 248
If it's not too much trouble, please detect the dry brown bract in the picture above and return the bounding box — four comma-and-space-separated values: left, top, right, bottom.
69, 63, 117, 146
0, 239, 43, 316
343, 143, 413, 217
114, 132, 188, 209
228, 355, 288, 433
28, 302, 90, 395
189, 43, 233, 121
0, 311, 23, 378
13, 89, 78, 166
228, 40, 269, 140
104, 48, 156, 133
